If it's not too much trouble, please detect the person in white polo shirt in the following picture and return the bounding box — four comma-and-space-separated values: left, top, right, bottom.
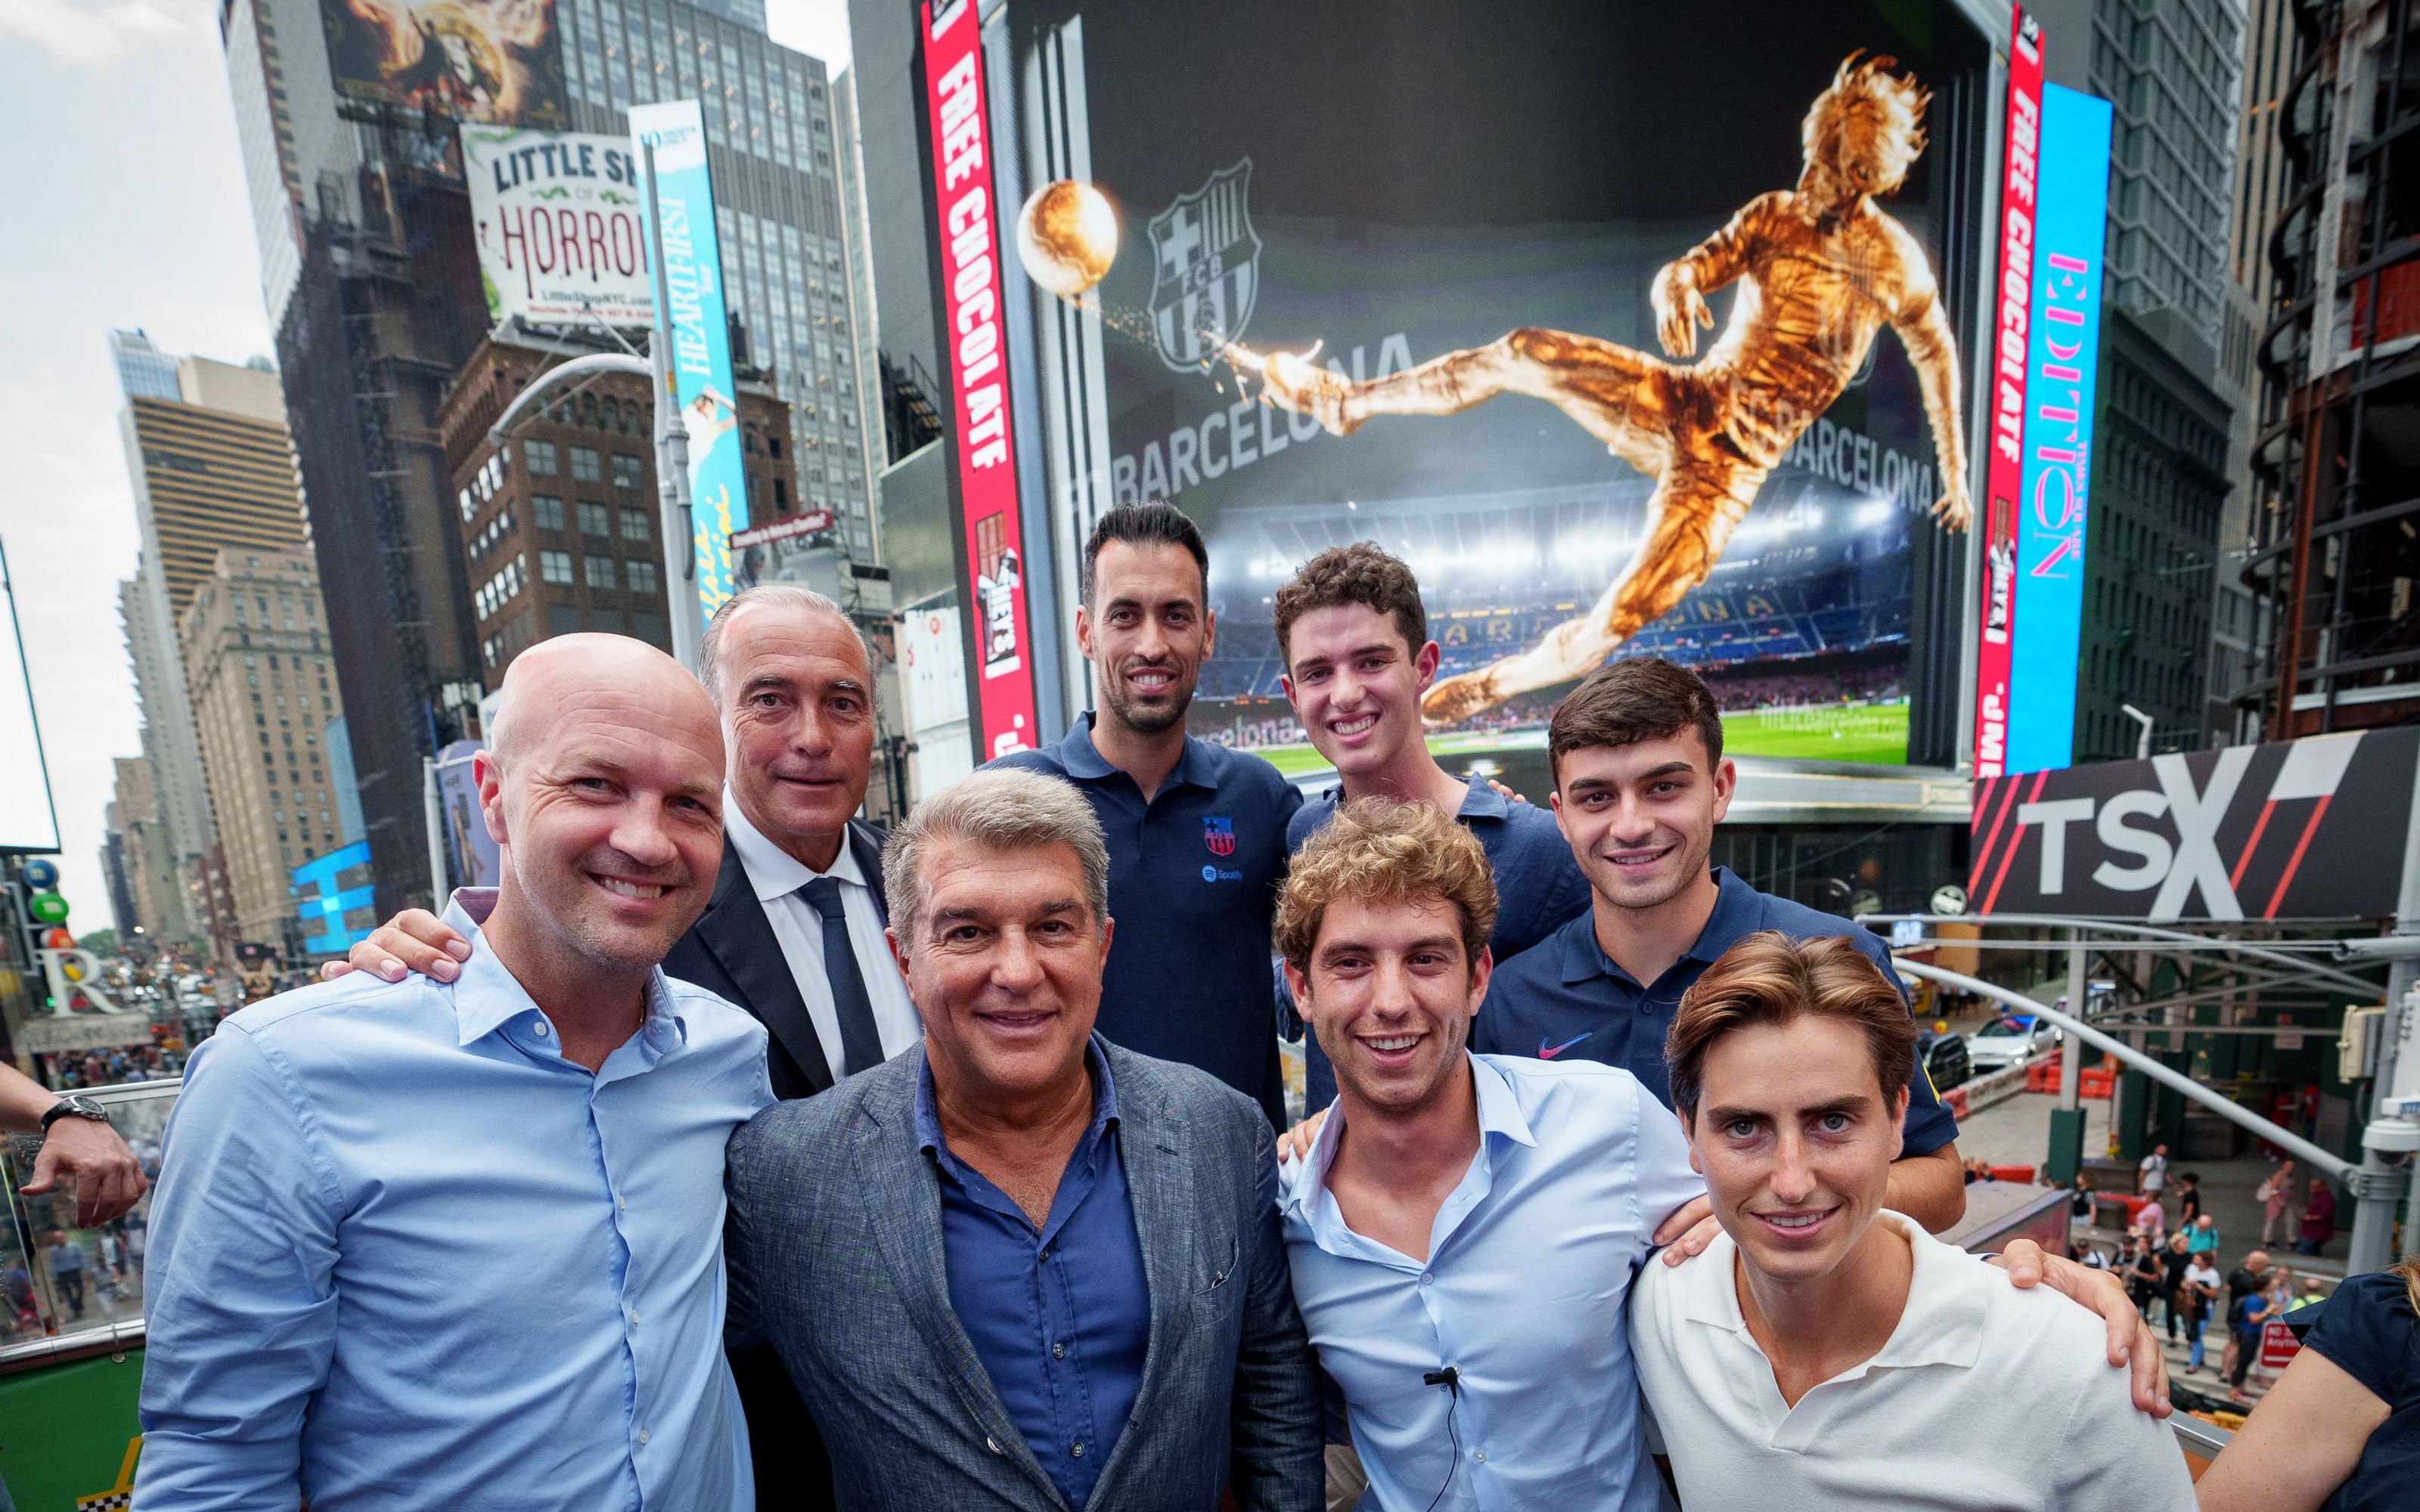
1628, 931, 2194, 1510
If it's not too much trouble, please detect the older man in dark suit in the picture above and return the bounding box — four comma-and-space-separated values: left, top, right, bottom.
334, 583, 906, 1507
724, 767, 1321, 1512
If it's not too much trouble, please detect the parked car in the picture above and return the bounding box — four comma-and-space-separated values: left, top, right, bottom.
1965, 1012, 2062, 1072
1916, 1027, 1971, 1092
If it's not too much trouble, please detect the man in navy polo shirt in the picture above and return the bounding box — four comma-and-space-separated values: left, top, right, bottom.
992, 503, 1300, 1126
1475, 655, 1967, 1236
1273, 542, 1589, 1114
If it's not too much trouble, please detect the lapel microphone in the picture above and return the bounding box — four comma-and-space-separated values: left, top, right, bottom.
1422, 1365, 1460, 1395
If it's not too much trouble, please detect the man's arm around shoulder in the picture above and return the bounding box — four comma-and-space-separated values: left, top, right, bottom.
136, 1024, 343, 1510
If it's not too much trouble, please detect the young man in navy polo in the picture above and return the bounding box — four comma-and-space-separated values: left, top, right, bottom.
991, 503, 1300, 1126
1475, 655, 1969, 1242
1274, 542, 1589, 1114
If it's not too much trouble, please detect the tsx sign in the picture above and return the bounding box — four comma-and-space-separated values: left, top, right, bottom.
1969, 727, 2420, 921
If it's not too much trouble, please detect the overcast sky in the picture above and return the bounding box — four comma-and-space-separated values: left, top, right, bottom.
0, 0, 849, 936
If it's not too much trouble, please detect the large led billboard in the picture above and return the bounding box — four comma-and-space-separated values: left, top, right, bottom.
1012, 0, 1996, 790
0, 541, 61, 853
318, 0, 567, 127
2001, 81, 2113, 775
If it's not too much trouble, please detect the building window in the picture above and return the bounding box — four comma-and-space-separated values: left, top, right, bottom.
774, 477, 788, 509
571, 446, 603, 483
585, 555, 618, 590
768, 435, 783, 459
541, 550, 575, 585
579, 501, 610, 537
524, 440, 559, 476
619, 507, 651, 542
612, 454, 643, 489
533, 495, 566, 531
625, 559, 658, 596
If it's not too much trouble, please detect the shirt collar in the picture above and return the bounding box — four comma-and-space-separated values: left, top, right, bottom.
1280, 1052, 1535, 1222
1057, 713, 1213, 793
1556, 866, 1755, 987
439, 892, 688, 1056
1454, 776, 1504, 821
914, 1033, 1122, 1164
1680, 1210, 1987, 1374
722, 785, 866, 903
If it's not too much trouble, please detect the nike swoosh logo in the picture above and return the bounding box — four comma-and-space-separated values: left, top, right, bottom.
1539, 1033, 1591, 1059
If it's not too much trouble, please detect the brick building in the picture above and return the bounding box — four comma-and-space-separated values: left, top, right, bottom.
437, 331, 802, 679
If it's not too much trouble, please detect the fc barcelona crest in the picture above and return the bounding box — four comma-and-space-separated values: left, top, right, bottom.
1203, 816, 1237, 857
1147, 159, 1261, 373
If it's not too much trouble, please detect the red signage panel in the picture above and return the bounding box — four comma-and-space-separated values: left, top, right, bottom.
1974, 8, 2043, 779
920, 0, 1038, 759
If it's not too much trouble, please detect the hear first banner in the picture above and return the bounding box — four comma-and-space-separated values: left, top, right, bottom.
630, 99, 748, 628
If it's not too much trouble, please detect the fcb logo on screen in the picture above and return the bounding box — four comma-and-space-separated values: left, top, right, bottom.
1203, 816, 1237, 857
1148, 159, 1261, 373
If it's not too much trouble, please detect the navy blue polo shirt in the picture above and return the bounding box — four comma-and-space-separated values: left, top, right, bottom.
1291, 776, 1590, 1114
1473, 866, 1959, 1155
993, 715, 1300, 1126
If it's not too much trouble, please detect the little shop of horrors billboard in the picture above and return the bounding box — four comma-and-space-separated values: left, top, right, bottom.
998, 0, 2000, 786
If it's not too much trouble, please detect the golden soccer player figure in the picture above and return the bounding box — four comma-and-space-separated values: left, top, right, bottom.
1237, 55, 1973, 725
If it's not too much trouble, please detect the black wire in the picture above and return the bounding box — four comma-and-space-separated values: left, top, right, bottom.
1422, 1371, 1463, 1512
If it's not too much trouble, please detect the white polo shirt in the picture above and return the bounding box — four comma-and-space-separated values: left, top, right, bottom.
1628, 1210, 2196, 1510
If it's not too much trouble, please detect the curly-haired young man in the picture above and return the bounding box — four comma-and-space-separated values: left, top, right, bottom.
1275, 796, 1699, 1512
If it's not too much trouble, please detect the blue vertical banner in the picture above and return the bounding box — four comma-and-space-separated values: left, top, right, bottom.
2005, 82, 2113, 775
629, 100, 748, 628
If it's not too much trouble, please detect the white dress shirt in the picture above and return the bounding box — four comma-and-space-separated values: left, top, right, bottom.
1278, 1054, 1704, 1512
721, 792, 921, 1077
1629, 1210, 2197, 1510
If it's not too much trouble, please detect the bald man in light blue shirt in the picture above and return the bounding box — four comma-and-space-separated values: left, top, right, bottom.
137, 637, 772, 1511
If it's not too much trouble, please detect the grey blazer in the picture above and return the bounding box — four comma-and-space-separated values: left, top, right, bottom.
724, 1038, 1322, 1512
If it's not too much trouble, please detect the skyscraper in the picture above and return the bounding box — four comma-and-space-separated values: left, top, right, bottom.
553, 0, 881, 553
178, 548, 351, 956
2032, 0, 2251, 376
110, 332, 311, 953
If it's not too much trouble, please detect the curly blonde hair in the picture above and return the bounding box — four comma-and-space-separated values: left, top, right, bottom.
1802, 52, 1931, 195
1274, 797, 1497, 976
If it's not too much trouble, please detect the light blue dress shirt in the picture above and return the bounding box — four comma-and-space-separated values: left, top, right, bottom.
1279, 1054, 1702, 1512
135, 903, 774, 1511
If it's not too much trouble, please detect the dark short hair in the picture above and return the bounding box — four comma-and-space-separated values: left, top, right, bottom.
1273, 541, 1426, 667
1549, 657, 1724, 782
1083, 502, 1209, 605
1665, 931, 1916, 1121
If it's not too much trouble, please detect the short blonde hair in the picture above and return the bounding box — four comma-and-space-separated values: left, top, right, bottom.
1666, 931, 1916, 1120
1274, 797, 1497, 975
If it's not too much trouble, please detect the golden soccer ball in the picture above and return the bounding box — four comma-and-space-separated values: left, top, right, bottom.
1015, 179, 1118, 299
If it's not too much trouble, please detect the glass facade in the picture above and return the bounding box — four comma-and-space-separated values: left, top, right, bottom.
557, 0, 879, 559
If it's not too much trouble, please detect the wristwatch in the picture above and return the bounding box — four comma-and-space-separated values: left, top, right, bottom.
39, 1095, 109, 1135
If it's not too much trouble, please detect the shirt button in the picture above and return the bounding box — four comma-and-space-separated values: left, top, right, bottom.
1052, 1342, 1066, 1359
1472, 1450, 1485, 1463
1038, 1247, 1052, 1262
616, 1193, 627, 1212
533, 1021, 551, 1036
1071, 1442, 1085, 1458
637, 1429, 650, 1445
1419, 1273, 1433, 1287
986, 1437, 1003, 1455
628, 1306, 641, 1324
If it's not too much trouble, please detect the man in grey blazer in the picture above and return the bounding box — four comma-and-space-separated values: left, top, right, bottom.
724, 767, 1322, 1511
